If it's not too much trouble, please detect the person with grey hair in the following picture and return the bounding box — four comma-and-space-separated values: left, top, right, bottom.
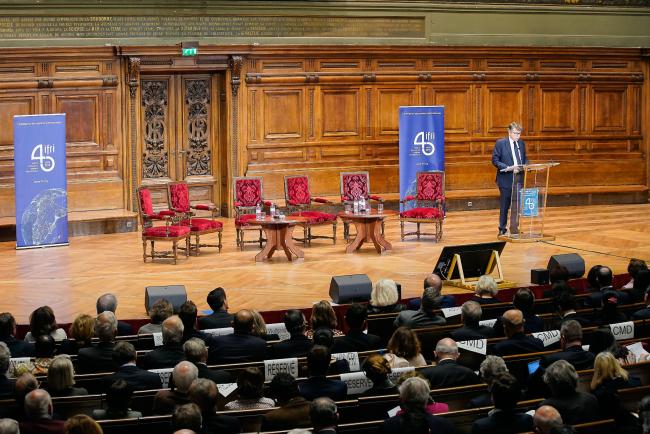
533, 405, 564, 434
541, 320, 594, 370
380, 376, 455, 434
189, 378, 240, 434
172, 403, 202, 433
368, 279, 405, 314
77, 311, 117, 373
0, 342, 14, 397
0, 418, 19, 434
471, 275, 500, 304
407, 274, 457, 310
468, 355, 509, 408
450, 301, 495, 341
153, 361, 198, 415
141, 315, 186, 370
540, 360, 599, 425
183, 338, 232, 384
310, 397, 338, 433
19, 389, 65, 434
394, 287, 446, 328
96, 293, 133, 336
421, 337, 479, 389
471, 372, 532, 434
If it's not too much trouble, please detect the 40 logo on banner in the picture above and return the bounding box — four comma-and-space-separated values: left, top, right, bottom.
521, 188, 539, 217
414, 131, 435, 156
31, 144, 56, 172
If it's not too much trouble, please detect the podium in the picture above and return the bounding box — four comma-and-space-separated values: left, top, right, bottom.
498, 162, 559, 243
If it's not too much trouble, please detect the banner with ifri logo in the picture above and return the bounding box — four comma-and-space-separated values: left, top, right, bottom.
398, 106, 445, 211
13, 114, 69, 249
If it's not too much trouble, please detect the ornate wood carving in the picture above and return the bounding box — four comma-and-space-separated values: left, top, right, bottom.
184, 79, 211, 176
141, 80, 169, 178
229, 55, 243, 96
128, 57, 140, 98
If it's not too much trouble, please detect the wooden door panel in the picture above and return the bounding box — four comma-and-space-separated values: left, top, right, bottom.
485, 85, 525, 134
539, 86, 578, 133
140, 77, 173, 183
432, 87, 471, 134
376, 87, 416, 136
319, 88, 361, 138
592, 87, 627, 133
0, 95, 35, 187
262, 89, 303, 140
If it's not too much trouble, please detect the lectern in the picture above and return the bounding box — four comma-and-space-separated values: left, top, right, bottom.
499, 162, 559, 242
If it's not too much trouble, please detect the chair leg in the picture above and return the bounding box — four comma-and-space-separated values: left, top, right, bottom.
150, 241, 155, 262
381, 221, 385, 236
343, 222, 349, 241
186, 236, 190, 257
417, 222, 421, 240
332, 222, 337, 244
172, 240, 178, 265
239, 230, 245, 251
218, 231, 223, 252
142, 240, 147, 262
308, 227, 312, 245
195, 234, 201, 256
400, 221, 405, 241
303, 226, 308, 246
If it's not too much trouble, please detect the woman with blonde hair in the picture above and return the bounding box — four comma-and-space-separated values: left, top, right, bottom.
46, 355, 88, 397
384, 327, 426, 368
368, 279, 406, 314
307, 300, 343, 338
590, 351, 639, 428
470, 275, 500, 305
251, 310, 280, 341
59, 314, 95, 355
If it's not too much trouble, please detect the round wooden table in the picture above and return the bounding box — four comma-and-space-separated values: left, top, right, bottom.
247, 216, 305, 262
337, 209, 397, 254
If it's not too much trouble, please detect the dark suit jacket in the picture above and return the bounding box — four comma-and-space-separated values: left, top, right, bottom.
585, 287, 630, 308
196, 362, 233, 384
0, 374, 15, 398
1, 335, 35, 358
450, 324, 495, 341
551, 312, 593, 330
271, 334, 313, 359
394, 310, 446, 328
201, 411, 241, 434
117, 320, 133, 336
380, 412, 456, 434
261, 396, 311, 431
492, 136, 528, 189
153, 389, 191, 414
471, 410, 533, 434
332, 329, 381, 353
540, 391, 600, 425
492, 332, 544, 357
19, 419, 65, 434
104, 364, 163, 391
299, 376, 347, 401
632, 306, 650, 320
541, 345, 595, 370
198, 311, 234, 330
76, 341, 116, 373
139, 343, 186, 370
208, 333, 266, 364
420, 359, 481, 389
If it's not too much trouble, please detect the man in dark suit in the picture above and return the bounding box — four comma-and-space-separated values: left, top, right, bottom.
96, 293, 133, 336
198, 287, 234, 330
542, 320, 594, 370
189, 378, 240, 434
77, 311, 117, 373
19, 389, 65, 434
178, 300, 211, 343
140, 315, 187, 370
540, 360, 599, 425
450, 301, 495, 341
183, 338, 232, 384
584, 266, 629, 308
0, 342, 15, 398
208, 309, 267, 364
408, 274, 457, 310
104, 341, 162, 391
0, 313, 34, 358
261, 373, 311, 431
551, 289, 592, 329
310, 397, 338, 434
491, 121, 529, 235
394, 283, 446, 329
471, 372, 533, 434
632, 287, 650, 319
492, 309, 544, 357
153, 361, 197, 414
299, 345, 347, 401
332, 303, 381, 353
421, 338, 480, 389
271, 309, 312, 359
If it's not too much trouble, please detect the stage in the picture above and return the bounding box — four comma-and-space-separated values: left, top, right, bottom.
1, 203, 649, 324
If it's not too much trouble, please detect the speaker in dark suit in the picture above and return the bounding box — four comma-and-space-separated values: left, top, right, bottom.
491, 122, 528, 235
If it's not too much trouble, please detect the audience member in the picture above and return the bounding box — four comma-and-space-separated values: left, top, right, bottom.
197, 287, 234, 330
46, 355, 87, 397
299, 345, 347, 401
551, 288, 592, 329
533, 405, 564, 434
421, 338, 480, 388
188, 378, 240, 434
271, 309, 312, 359
0, 343, 14, 398
595, 291, 629, 325
58, 314, 94, 355
171, 403, 202, 433
96, 293, 133, 336
179, 300, 210, 343
261, 373, 311, 431
9, 373, 38, 421
19, 389, 65, 434
540, 360, 599, 424
225, 367, 274, 410
92, 379, 142, 420
394, 372, 448, 415
380, 377, 454, 434
311, 328, 349, 375
469, 355, 508, 408
11, 334, 56, 376
138, 299, 173, 335
622, 258, 647, 289
640, 394, 650, 434
310, 397, 338, 434
549, 264, 570, 285
62, 414, 102, 434
633, 284, 650, 320
585, 265, 629, 307
589, 328, 636, 365
408, 274, 456, 310
368, 279, 406, 314
590, 351, 640, 428
24, 306, 66, 343
140, 315, 186, 369
0, 419, 19, 434
541, 320, 594, 370
307, 301, 343, 338
492, 309, 543, 356
183, 338, 232, 384
250, 310, 280, 341
0, 313, 34, 357
450, 301, 495, 341
394, 286, 446, 328
361, 354, 396, 396
470, 275, 500, 305
513, 288, 543, 332
104, 341, 162, 390
471, 372, 532, 434
77, 311, 117, 373
332, 303, 381, 353
208, 310, 266, 364
384, 327, 426, 368
153, 361, 198, 414
630, 268, 650, 304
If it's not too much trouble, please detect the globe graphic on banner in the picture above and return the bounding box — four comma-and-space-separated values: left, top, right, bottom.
20, 188, 68, 246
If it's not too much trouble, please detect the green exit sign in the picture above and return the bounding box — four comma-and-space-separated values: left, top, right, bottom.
182, 47, 197, 56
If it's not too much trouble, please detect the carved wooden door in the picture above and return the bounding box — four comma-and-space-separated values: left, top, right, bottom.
139, 74, 222, 208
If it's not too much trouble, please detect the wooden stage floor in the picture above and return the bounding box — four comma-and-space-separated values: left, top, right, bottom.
1, 203, 649, 324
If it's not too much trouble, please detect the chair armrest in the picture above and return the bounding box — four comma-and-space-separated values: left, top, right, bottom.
192, 204, 215, 211
313, 197, 331, 204
287, 199, 300, 206
369, 195, 383, 202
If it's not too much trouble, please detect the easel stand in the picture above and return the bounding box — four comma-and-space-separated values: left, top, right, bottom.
445, 249, 516, 290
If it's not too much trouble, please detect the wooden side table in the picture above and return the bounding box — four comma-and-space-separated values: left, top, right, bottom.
247, 216, 305, 262
337, 210, 396, 254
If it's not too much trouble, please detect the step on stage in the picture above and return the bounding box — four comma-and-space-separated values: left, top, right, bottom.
0, 204, 648, 324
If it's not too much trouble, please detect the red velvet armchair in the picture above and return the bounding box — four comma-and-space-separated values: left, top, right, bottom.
399, 170, 445, 241
339, 171, 384, 241
167, 181, 223, 255
284, 175, 337, 245
137, 186, 190, 264
233, 176, 268, 249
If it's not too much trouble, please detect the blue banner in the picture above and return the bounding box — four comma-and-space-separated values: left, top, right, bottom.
13, 114, 69, 248
521, 188, 539, 217
399, 106, 445, 210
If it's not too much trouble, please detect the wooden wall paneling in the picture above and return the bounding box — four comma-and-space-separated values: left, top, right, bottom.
591, 85, 627, 133
538, 85, 579, 134
375, 86, 417, 137
318, 87, 362, 139
484, 84, 526, 134
261, 88, 304, 141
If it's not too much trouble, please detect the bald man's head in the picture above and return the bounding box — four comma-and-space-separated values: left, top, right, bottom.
534, 405, 563, 434
233, 309, 254, 334
502, 309, 524, 337
434, 337, 459, 361
24, 389, 52, 420
423, 274, 443, 292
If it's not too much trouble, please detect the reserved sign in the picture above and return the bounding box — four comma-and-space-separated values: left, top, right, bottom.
340, 371, 372, 395
264, 357, 298, 381
332, 352, 360, 371
149, 368, 173, 388
458, 339, 487, 355
531, 330, 561, 347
